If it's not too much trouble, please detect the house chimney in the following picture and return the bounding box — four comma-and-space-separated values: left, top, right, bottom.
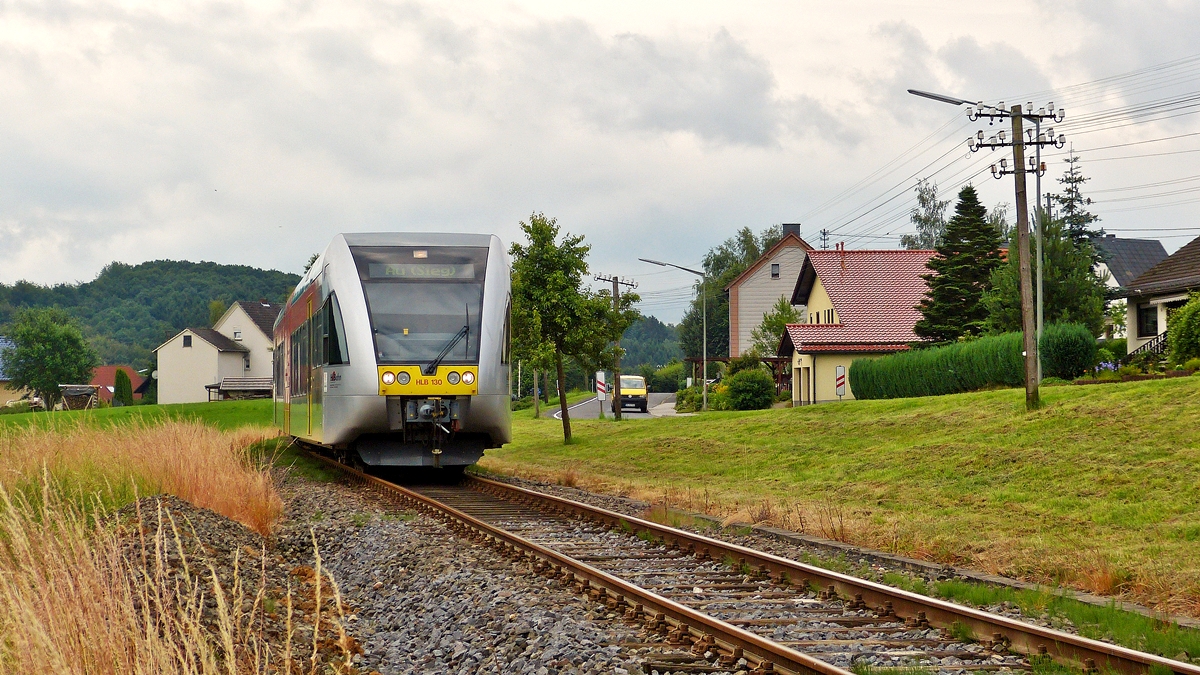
782, 223, 801, 238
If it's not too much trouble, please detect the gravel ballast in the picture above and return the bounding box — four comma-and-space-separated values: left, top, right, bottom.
277, 475, 651, 675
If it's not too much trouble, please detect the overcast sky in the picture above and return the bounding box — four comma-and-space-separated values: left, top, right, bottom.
4, 0, 1200, 321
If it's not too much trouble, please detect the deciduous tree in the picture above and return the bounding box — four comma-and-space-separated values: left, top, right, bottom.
510, 213, 635, 441
900, 179, 950, 250
749, 296, 801, 356
1, 308, 99, 407
914, 185, 1005, 343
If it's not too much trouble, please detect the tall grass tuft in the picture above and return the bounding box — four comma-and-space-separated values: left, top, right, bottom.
0, 478, 351, 674
0, 421, 282, 535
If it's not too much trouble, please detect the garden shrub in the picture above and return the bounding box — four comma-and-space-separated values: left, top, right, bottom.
850, 323, 1098, 399
1040, 323, 1097, 380
1105, 337, 1127, 360
1168, 293, 1200, 366
652, 360, 685, 393
726, 353, 763, 376
724, 368, 776, 410
1095, 348, 1115, 368
1184, 357, 1200, 372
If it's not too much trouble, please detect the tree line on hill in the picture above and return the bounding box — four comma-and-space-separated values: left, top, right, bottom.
0, 260, 299, 368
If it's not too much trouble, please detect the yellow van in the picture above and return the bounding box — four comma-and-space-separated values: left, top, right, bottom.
612, 375, 648, 413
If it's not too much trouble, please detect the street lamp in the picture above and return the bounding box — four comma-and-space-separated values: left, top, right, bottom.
639, 258, 708, 411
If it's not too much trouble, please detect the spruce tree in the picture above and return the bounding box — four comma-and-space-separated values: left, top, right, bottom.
914, 185, 1004, 343
1051, 150, 1103, 248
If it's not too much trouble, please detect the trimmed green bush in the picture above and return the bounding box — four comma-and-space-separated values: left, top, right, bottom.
1040, 323, 1097, 380
850, 324, 1098, 399
1184, 357, 1200, 371
1105, 337, 1127, 360
724, 368, 776, 410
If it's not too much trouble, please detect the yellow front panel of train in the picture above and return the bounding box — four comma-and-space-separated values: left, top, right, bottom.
377, 365, 479, 396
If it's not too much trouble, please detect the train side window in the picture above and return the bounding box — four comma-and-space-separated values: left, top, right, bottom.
501, 298, 511, 364
325, 293, 348, 365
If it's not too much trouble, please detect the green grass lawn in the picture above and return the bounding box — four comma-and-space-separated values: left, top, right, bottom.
480, 376, 1200, 616
0, 399, 277, 431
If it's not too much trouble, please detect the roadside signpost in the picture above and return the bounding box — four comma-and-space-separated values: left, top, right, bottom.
835, 365, 846, 400
596, 371, 607, 418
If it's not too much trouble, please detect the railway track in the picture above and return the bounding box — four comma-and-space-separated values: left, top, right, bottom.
308, 453, 1200, 675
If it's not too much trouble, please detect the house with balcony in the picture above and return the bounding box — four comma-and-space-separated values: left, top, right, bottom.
725, 224, 814, 356
778, 247, 934, 404
1120, 234, 1200, 358
155, 300, 280, 404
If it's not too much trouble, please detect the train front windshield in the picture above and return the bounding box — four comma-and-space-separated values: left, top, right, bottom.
351, 246, 488, 364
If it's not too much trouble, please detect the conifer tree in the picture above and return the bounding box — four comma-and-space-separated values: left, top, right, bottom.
914, 185, 1004, 343
1051, 150, 1103, 248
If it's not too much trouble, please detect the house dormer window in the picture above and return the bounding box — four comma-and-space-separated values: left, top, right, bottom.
183, 335, 192, 347
233, 330, 243, 341
771, 263, 780, 279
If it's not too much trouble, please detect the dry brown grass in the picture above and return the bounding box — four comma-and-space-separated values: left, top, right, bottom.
0, 420, 342, 673
0, 421, 283, 535
0, 480, 351, 674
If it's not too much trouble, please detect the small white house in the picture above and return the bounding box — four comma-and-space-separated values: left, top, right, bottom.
154, 301, 280, 404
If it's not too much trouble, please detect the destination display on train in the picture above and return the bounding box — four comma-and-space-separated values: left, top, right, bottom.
368, 263, 476, 279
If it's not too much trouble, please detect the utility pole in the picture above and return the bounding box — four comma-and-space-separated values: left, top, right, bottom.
1010, 106, 1040, 410
965, 101, 1064, 411
595, 273, 637, 421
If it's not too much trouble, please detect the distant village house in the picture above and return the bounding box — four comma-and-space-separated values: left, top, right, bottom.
155, 300, 280, 404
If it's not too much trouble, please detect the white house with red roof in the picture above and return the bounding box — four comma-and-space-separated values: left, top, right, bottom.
778, 247, 934, 404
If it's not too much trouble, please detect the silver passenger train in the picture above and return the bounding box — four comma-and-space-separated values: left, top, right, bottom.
273, 233, 512, 469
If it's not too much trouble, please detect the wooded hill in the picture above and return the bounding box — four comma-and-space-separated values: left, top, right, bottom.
0, 261, 300, 366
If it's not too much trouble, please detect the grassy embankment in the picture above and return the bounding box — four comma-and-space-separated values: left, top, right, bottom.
480, 376, 1200, 624
0, 400, 355, 673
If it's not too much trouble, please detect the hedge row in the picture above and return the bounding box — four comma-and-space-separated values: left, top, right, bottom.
849, 323, 1096, 400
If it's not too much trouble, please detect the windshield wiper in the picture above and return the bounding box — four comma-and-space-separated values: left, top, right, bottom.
424, 325, 469, 375
424, 304, 471, 376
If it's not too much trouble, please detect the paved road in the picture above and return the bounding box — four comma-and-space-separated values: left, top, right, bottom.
552, 393, 676, 420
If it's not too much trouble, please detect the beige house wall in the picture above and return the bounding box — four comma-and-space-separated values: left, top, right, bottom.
213, 305, 274, 378
0, 381, 24, 406
730, 247, 808, 356
802, 278, 839, 324
156, 331, 222, 404
790, 349, 893, 404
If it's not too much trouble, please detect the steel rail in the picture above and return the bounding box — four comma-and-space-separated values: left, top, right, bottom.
468, 475, 1200, 675
306, 452, 853, 675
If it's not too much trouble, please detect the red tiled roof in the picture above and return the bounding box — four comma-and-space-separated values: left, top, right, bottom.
90, 365, 145, 401
782, 249, 934, 353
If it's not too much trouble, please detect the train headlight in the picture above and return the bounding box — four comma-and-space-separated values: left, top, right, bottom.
381, 371, 395, 385
397, 371, 411, 385
447, 371, 461, 385
462, 371, 475, 385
